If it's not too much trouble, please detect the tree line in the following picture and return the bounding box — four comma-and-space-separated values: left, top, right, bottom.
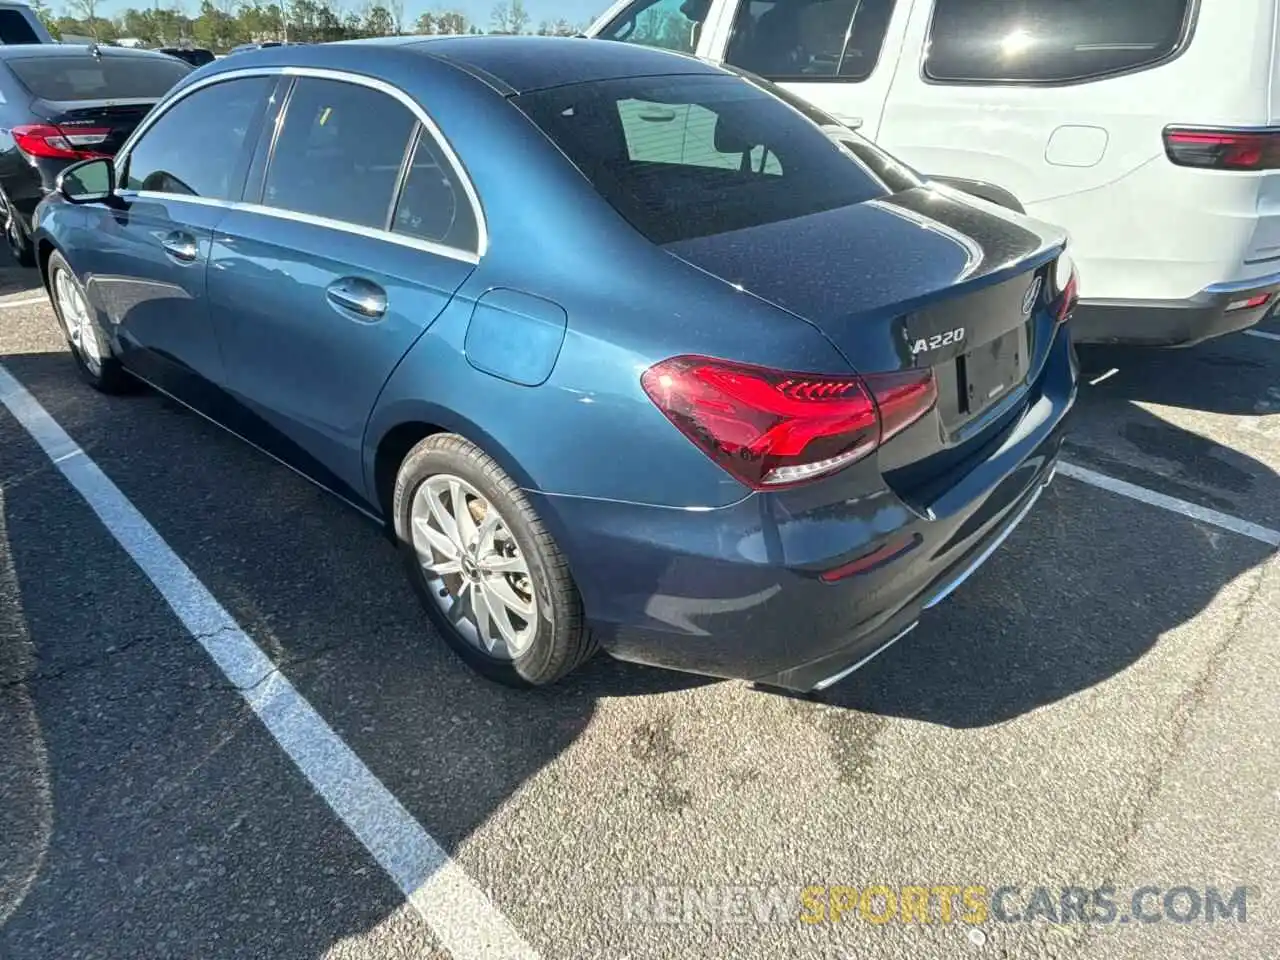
32, 0, 587, 52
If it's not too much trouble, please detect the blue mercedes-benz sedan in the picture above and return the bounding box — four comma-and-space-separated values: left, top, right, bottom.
33, 36, 1078, 692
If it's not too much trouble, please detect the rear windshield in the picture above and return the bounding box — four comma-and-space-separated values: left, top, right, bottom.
515, 74, 889, 244
9, 55, 191, 101
162, 48, 215, 66
925, 0, 1194, 84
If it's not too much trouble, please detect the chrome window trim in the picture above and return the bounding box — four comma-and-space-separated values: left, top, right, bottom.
113, 65, 489, 259
123, 189, 480, 265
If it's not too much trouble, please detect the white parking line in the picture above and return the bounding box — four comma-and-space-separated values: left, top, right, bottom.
0, 363, 539, 960
1058, 461, 1280, 547
1245, 329, 1280, 343
0, 296, 47, 309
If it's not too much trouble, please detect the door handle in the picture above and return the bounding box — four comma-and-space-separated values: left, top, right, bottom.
160, 231, 199, 263
326, 277, 387, 320
838, 116, 864, 130
160, 231, 199, 262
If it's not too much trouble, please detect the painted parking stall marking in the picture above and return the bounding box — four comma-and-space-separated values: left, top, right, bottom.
0, 362, 540, 960
1057, 461, 1280, 547
1244, 328, 1280, 343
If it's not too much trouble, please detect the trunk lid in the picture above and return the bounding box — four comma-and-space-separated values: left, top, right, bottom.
28, 98, 157, 156
664, 186, 1065, 473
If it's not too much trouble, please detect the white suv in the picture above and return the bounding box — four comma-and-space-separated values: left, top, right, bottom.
587, 0, 1280, 347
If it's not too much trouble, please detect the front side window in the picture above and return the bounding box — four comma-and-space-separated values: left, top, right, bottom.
925, 0, 1194, 83
724, 0, 896, 82
597, 0, 709, 53
123, 76, 272, 199
515, 74, 889, 245
263, 78, 416, 230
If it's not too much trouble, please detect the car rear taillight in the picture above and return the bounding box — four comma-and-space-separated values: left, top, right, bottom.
1163, 126, 1280, 171
1056, 266, 1078, 325
12, 124, 111, 161
641, 355, 937, 489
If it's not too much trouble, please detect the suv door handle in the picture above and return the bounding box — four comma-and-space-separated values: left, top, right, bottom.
837, 116, 864, 130
160, 231, 199, 263
326, 277, 387, 320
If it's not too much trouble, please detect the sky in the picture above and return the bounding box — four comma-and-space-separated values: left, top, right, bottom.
86, 0, 611, 30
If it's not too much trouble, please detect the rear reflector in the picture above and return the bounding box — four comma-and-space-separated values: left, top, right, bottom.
641, 355, 937, 489
819, 532, 922, 583
1163, 126, 1280, 171
1226, 293, 1271, 312
12, 124, 111, 161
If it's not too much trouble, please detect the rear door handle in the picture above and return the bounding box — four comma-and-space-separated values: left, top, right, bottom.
160, 231, 199, 263
837, 116, 864, 130
326, 277, 387, 320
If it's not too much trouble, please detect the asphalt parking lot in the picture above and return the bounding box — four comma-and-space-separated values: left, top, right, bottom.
2, 252, 1278, 960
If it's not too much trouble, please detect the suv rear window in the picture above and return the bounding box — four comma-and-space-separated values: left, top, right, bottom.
0, 8, 41, 43
925, 0, 1194, 84
515, 74, 889, 244
8, 55, 190, 101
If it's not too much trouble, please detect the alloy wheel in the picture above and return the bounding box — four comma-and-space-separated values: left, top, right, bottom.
410, 473, 538, 659
52, 269, 103, 377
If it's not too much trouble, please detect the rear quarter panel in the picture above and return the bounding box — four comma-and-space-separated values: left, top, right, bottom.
366, 237, 856, 510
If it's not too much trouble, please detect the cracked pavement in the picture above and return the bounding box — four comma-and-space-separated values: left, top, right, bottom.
1, 255, 1278, 960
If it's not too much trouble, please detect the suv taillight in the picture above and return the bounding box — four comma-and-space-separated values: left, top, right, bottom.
12, 124, 111, 161
1163, 126, 1280, 171
641, 355, 937, 489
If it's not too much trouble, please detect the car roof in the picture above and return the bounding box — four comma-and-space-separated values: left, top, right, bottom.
220, 35, 726, 95
409, 36, 724, 93
0, 43, 177, 61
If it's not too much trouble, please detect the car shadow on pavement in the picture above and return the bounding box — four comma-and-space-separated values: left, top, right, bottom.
1, 347, 713, 958
0, 340, 1276, 955
0, 270, 42, 299
813, 388, 1278, 727
1076, 338, 1279, 416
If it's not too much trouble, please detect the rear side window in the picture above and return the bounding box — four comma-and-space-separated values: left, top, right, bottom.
0, 8, 41, 43
724, 0, 896, 81
391, 130, 479, 252
9, 55, 190, 101
515, 74, 888, 245
925, 0, 1194, 83
124, 76, 271, 199
264, 77, 416, 230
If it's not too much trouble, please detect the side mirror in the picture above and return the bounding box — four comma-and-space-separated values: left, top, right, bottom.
58, 157, 115, 204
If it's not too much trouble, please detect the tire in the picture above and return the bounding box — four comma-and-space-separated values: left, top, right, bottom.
1, 192, 34, 268
46, 251, 131, 394
393, 433, 595, 687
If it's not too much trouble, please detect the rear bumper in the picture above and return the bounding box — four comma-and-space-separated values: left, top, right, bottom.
1072, 272, 1280, 347
3, 163, 62, 233
528, 326, 1076, 692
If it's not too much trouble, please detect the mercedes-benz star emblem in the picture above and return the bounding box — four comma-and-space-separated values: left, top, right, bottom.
1022, 277, 1043, 317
